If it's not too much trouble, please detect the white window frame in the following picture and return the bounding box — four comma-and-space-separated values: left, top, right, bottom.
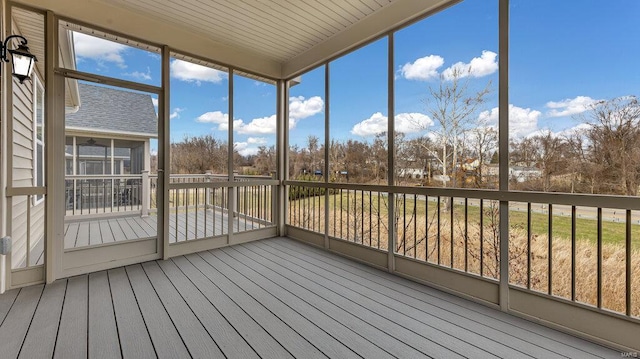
33, 75, 45, 204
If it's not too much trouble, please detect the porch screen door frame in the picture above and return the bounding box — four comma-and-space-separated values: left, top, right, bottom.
51, 70, 165, 280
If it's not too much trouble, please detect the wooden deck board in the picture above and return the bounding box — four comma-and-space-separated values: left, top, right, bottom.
212, 248, 389, 358
88, 271, 121, 359
18, 280, 66, 359
0, 285, 44, 358
171, 256, 294, 359
259, 240, 588, 358
157, 259, 261, 359
0, 289, 19, 325
183, 253, 326, 359
197, 250, 359, 359
54, 275, 88, 359
141, 261, 225, 358
234, 243, 482, 358
251, 242, 534, 357
108, 267, 156, 359
0, 238, 622, 359
273, 238, 618, 358
125, 264, 191, 359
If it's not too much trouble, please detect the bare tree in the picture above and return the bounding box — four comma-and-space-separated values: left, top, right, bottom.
583, 96, 640, 196
423, 67, 491, 189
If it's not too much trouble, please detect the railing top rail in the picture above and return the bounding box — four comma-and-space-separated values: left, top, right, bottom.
66, 174, 144, 180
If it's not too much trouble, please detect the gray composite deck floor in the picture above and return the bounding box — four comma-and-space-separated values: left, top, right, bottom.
29, 209, 260, 266
6, 237, 619, 358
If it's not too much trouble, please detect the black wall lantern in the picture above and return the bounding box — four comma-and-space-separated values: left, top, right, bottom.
1, 35, 37, 84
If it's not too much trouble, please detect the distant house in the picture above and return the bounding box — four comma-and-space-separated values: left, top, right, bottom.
64, 83, 157, 176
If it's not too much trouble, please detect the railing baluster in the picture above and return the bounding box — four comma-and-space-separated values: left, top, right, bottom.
361, 190, 365, 244
548, 203, 553, 295
369, 191, 373, 247
437, 196, 441, 265
413, 194, 417, 259
464, 198, 468, 272
527, 202, 532, 290
403, 193, 406, 255
377, 191, 381, 249
571, 205, 576, 300
597, 207, 602, 309
450, 196, 454, 268
626, 209, 632, 316
480, 198, 484, 277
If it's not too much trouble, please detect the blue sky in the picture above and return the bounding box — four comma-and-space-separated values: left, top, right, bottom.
70, 0, 640, 155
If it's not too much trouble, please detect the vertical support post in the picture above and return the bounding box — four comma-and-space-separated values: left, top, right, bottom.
276, 78, 288, 236
46, 10, 63, 282
324, 63, 330, 249
160, 45, 170, 259
387, 33, 395, 272
498, 0, 510, 312
0, 0, 9, 292
227, 69, 235, 244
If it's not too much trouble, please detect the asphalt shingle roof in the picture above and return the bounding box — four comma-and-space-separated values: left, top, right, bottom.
66, 83, 157, 136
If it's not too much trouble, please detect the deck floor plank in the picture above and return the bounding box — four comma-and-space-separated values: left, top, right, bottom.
0, 289, 19, 325
64, 222, 79, 248
123, 216, 152, 238
18, 280, 67, 359
1, 237, 622, 359
99, 220, 115, 243
89, 221, 102, 246
125, 264, 191, 359
88, 271, 121, 359
184, 253, 326, 359
234, 244, 479, 358
210, 249, 387, 358
54, 275, 88, 359
116, 217, 138, 240
172, 255, 294, 359
198, 250, 360, 359
157, 259, 261, 359
273, 238, 618, 358
260, 239, 587, 359
141, 261, 225, 358
76, 222, 90, 247
0, 285, 44, 358
108, 267, 156, 359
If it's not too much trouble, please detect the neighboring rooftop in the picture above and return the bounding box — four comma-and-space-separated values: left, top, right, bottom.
66, 83, 157, 137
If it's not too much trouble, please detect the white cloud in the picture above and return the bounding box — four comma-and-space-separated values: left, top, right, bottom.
73, 32, 128, 68
197, 111, 228, 124
289, 96, 323, 121
442, 51, 498, 81
151, 98, 158, 107
170, 107, 184, 120
236, 115, 277, 135
400, 55, 444, 81
351, 112, 433, 137
234, 142, 260, 156
170, 59, 227, 84
125, 67, 151, 81
477, 104, 541, 138
230, 96, 324, 135
247, 137, 267, 144
546, 96, 599, 117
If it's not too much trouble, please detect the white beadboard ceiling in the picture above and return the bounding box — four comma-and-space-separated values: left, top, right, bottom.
14, 0, 457, 78
99, 0, 395, 63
